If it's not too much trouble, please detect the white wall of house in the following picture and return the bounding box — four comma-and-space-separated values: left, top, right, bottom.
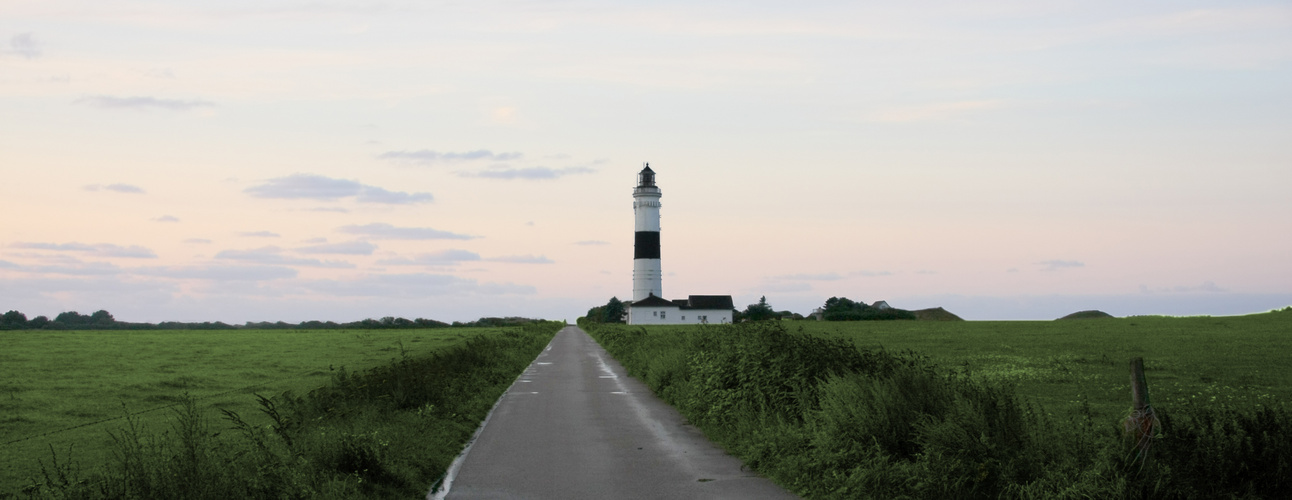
681, 309, 733, 324
629, 307, 733, 325
629, 305, 680, 325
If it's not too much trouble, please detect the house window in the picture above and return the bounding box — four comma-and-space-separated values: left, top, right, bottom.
660, 311, 666, 319
682, 316, 686, 320
653, 311, 658, 317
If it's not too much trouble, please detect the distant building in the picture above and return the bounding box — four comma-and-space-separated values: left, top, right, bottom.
627, 164, 734, 325
872, 301, 891, 310
628, 294, 734, 325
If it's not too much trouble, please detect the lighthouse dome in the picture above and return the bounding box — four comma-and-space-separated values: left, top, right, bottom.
637, 164, 656, 187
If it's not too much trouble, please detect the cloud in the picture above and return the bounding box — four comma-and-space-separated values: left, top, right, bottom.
135, 264, 297, 281
0, 259, 18, 268
7, 33, 40, 59
376, 149, 522, 165
759, 282, 814, 293
84, 183, 146, 194
475, 282, 539, 295
11, 242, 157, 258
1139, 281, 1228, 294
215, 246, 355, 268
376, 249, 481, 266
295, 241, 377, 255
337, 223, 476, 240
76, 95, 216, 111
356, 186, 434, 204
851, 270, 894, 277
303, 207, 350, 213
460, 166, 595, 180
239, 231, 281, 238
775, 273, 845, 281
244, 174, 360, 200
487, 255, 554, 264
184, 238, 212, 244
297, 273, 536, 297
154, 215, 180, 223
574, 240, 610, 246
23, 262, 122, 276
1037, 260, 1085, 271
244, 174, 432, 205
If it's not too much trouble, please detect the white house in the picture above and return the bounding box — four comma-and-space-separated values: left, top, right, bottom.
629, 294, 734, 325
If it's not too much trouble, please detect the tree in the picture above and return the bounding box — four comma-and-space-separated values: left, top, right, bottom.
1, 310, 27, 329
602, 297, 626, 324
28, 315, 49, 329
54, 311, 88, 327
743, 296, 775, 322
90, 310, 116, 328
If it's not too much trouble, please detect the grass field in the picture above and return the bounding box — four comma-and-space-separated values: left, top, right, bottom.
0, 328, 487, 492
790, 311, 1292, 422
585, 309, 1292, 498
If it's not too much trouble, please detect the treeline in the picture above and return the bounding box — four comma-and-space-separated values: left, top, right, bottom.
0, 309, 546, 331
819, 296, 916, 321
580, 295, 912, 325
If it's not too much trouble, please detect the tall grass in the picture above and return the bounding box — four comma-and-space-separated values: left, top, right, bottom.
586, 321, 1292, 499
15, 322, 562, 500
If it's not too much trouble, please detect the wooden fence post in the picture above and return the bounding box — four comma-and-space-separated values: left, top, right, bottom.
1130, 357, 1150, 413
1124, 357, 1160, 465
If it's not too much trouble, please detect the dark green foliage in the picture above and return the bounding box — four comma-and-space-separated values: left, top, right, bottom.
2, 310, 27, 330
1058, 310, 1115, 320
581, 297, 626, 325
19, 322, 563, 500
1153, 404, 1292, 498
820, 297, 916, 321
742, 296, 776, 322
603, 297, 626, 324
0, 308, 511, 331
585, 321, 1292, 499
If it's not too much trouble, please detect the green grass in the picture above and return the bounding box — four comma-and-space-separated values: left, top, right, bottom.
792, 312, 1292, 423
585, 310, 1292, 499
0, 328, 480, 493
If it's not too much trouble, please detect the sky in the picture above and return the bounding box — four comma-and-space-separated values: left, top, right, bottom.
2, 1, 1290, 323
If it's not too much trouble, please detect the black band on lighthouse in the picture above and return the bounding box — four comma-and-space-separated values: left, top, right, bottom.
634, 231, 660, 259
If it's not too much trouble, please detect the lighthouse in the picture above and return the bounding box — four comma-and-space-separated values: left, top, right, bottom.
632, 163, 663, 302
626, 164, 735, 325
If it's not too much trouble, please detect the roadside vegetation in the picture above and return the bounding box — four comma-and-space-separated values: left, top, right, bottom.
5, 321, 562, 499
582, 310, 1292, 499
0, 308, 544, 331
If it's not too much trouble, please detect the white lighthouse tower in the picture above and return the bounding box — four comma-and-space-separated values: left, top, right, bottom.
632, 163, 663, 302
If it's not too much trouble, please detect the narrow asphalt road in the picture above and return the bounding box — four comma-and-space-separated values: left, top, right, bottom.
437, 325, 799, 500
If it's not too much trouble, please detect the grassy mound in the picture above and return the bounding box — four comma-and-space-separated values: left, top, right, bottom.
912, 307, 963, 321
1058, 310, 1115, 320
